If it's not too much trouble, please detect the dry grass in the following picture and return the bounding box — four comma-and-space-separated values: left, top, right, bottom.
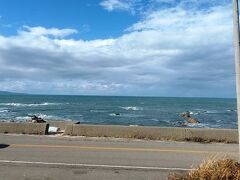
184, 137, 236, 144
168, 158, 240, 180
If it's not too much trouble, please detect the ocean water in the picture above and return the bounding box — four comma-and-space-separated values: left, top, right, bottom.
0, 95, 237, 129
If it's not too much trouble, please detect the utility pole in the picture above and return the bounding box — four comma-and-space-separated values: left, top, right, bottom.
233, 0, 240, 154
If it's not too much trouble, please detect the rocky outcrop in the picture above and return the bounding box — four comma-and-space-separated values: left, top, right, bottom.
30, 115, 46, 123
180, 111, 199, 124
187, 117, 199, 124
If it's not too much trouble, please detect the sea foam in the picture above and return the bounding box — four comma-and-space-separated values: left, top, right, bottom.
0, 102, 60, 107
15, 114, 62, 121
120, 106, 143, 111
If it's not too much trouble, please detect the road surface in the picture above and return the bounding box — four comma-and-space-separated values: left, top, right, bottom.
0, 134, 238, 180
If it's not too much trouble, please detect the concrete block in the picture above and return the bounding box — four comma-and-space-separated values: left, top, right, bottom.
0, 122, 49, 135
47, 120, 75, 131
64, 125, 186, 140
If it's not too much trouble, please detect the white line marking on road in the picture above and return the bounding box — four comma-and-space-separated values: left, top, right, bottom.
0, 160, 192, 171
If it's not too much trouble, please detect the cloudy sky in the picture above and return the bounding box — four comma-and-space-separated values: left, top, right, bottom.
0, 0, 235, 97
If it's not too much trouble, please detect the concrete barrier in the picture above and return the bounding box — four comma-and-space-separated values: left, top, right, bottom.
64, 124, 238, 143
0, 122, 49, 135
185, 128, 238, 143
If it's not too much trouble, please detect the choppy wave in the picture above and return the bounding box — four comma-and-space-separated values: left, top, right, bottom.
109, 113, 121, 117
109, 113, 144, 118
15, 116, 32, 121
120, 106, 143, 111
0, 108, 9, 113
0, 102, 60, 107
37, 114, 61, 120
90, 110, 107, 113
123, 114, 144, 118
188, 109, 236, 115
70, 114, 83, 117
187, 123, 210, 128
185, 122, 222, 128
0, 110, 9, 113
226, 109, 237, 112
149, 118, 159, 122
204, 110, 219, 114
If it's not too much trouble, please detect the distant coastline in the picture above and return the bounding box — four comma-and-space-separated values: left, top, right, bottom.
0, 91, 28, 95
0, 91, 236, 99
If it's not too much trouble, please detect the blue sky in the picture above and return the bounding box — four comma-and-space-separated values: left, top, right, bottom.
0, 0, 138, 39
0, 0, 235, 97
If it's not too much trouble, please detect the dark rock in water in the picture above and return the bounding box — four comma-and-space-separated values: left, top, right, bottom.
75, 121, 80, 124
115, 113, 121, 116
186, 117, 199, 124
175, 120, 187, 127
180, 111, 200, 124
30, 115, 46, 123
181, 111, 191, 118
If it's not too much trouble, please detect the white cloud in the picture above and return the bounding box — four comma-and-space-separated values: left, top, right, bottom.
100, 0, 231, 16
0, 2, 235, 97
18, 26, 78, 38
100, 0, 137, 14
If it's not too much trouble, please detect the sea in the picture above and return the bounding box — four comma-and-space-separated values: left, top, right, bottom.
0, 95, 237, 129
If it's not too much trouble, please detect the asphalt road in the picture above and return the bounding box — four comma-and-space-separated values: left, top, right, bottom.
0, 134, 238, 180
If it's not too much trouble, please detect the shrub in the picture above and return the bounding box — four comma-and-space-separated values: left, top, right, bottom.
168, 158, 240, 180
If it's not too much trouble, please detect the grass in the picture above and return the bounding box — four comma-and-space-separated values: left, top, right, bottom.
168, 158, 240, 180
